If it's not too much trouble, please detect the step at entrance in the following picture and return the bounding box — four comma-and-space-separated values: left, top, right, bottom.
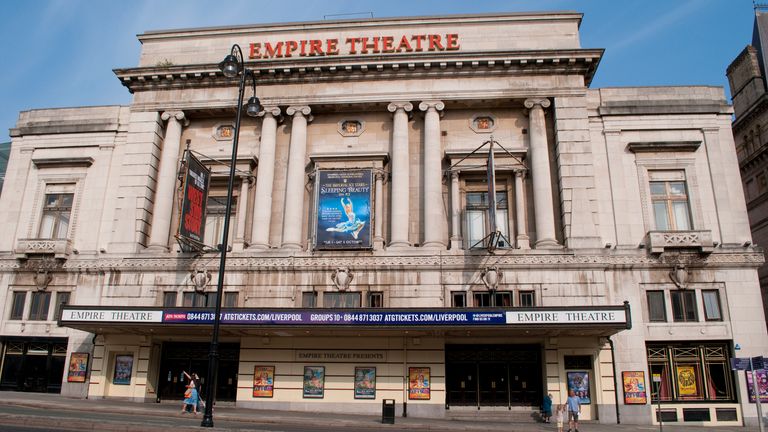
445, 406, 541, 423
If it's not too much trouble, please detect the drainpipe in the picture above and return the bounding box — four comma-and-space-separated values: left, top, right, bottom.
403, 336, 408, 417
608, 336, 620, 424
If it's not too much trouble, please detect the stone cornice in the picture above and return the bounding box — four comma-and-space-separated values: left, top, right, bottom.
113, 48, 604, 93
0, 250, 761, 272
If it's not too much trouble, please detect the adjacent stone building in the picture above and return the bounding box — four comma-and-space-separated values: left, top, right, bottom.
1, 11, 765, 427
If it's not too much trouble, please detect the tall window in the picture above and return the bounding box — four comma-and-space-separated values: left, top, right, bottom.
54, 292, 70, 320
649, 171, 691, 231
466, 190, 510, 249
302, 291, 317, 308
473, 291, 512, 307
163, 292, 177, 307
182, 292, 216, 307
39, 192, 74, 239
10, 292, 26, 320
223, 292, 238, 308
367, 292, 383, 308
646, 290, 667, 322
519, 291, 535, 307
204, 194, 237, 248
324, 292, 361, 307
702, 290, 722, 321
671, 290, 698, 322
28, 291, 51, 321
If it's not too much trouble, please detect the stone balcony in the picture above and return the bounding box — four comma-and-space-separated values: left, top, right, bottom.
15, 238, 73, 259
646, 230, 714, 254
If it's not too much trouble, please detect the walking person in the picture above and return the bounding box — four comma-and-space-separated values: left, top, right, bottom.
183, 371, 204, 413
542, 393, 553, 423
566, 389, 581, 432
555, 403, 566, 432
181, 371, 199, 415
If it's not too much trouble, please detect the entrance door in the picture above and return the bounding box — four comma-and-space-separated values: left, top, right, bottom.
158, 342, 239, 402
0, 339, 67, 393
478, 363, 508, 406
446, 363, 477, 406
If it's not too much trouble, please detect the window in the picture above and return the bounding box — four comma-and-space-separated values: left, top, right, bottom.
473, 291, 512, 307
702, 290, 722, 321
182, 292, 215, 308
671, 291, 698, 322
28, 291, 51, 321
647, 343, 734, 402
54, 292, 70, 320
204, 194, 237, 248
564, 355, 592, 370
649, 171, 691, 231
466, 190, 510, 249
223, 292, 238, 308
519, 291, 535, 307
367, 292, 383, 308
324, 292, 361, 308
163, 292, 177, 307
647, 290, 667, 322
10, 292, 26, 320
39, 192, 74, 239
302, 292, 317, 308
451, 292, 466, 308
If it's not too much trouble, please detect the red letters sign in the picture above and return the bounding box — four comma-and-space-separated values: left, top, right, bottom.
248, 33, 460, 59
178, 151, 210, 248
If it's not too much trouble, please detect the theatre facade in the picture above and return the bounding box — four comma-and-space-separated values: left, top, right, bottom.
1, 11, 766, 427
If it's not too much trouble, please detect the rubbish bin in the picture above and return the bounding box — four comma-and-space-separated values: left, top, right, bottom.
382, 399, 395, 424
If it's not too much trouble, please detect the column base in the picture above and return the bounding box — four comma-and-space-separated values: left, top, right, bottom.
247, 242, 271, 250
449, 239, 462, 250
373, 237, 385, 250
388, 241, 411, 249
281, 242, 303, 250
516, 235, 530, 250
421, 241, 446, 249
534, 238, 561, 249
143, 245, 169, 253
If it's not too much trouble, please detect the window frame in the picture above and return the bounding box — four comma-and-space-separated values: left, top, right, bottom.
367, 292, 383, 308
702, 290, 723, 322
10, 291, 26, 320
302, 291, 317, 308
646, 290, 667, 322
203, 191, 238, 249
163, 292, 178, 307
323, 292, 361, 308
451, 291, 467, 308
38, 192, 74, 239
223, 292, 238, 308
462, 177, 513, 250
54, 291, 70, 321
649, 173, 692, 231
28, 291, 51, 321
519, 291, 535, 307
670, 290, 698, 322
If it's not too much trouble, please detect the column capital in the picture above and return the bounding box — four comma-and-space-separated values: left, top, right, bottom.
161, 110, 186, 122
286, 105, 311, 117
514, 169, 527, 178
701, 126, 720, 134
418, 100, 445, 112
258, 106, 282, 118
387, 101, 414, 113
523, 98, 551, 110
374, 171, 387, 181
450, 170, 460, 180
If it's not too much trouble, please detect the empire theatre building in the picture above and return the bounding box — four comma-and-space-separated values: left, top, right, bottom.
1, 11, 766, 428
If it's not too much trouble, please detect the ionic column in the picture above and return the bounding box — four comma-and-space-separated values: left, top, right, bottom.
281, 105, 311, 250
450, 171, 461, 250
514, 170, 530, 249
387, 102, 413, 248
148, 111, 186, 251
249, 106, 281, 250
232, 175, 251, 252
373, 171, 385, 250
524, 98, 558, 248
419, 100, 446, 248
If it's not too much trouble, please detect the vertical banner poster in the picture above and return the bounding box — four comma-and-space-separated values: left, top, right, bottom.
253, 365, 275, 398
178, 150, 210, 247
315, 170, 372, 249
567, 371, 591, 404
113, 354, 133, 385
354, 367, 376, 399
67, 352, 89, 383
622, 371, 647, 404
408, 367, 431, 400
676, 365, 698, 397
303, 366, 325, 398
746, 370, 768, 403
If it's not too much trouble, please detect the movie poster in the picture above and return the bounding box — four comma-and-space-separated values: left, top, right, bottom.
315, 170, 372, 249
746, 370, 768, 403
253, 365, 275, 398
113, 354, 133, 385
354, 367, 376, 399
676, 365, 698, 397
67, 352, 89, 383
303, 366, 325, 398
567, 371, 591, 404
622, 371, 647, 404
408, 367, 431, 400
178, 150, 210, 247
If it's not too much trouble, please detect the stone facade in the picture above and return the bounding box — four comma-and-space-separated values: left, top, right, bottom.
0, 11, 764, 427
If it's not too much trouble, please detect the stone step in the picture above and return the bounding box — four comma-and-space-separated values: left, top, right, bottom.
445, 406, 542, 423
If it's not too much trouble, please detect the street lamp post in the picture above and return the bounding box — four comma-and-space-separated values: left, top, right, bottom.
201, 44, 261, 428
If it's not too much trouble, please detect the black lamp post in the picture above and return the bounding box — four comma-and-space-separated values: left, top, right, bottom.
200, 43, 261, 428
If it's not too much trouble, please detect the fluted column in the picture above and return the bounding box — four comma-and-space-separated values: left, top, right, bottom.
419, 100, 446, 248
232, 175, 251, 252
148, 111, 186, 251
281, 105, 311, 250
249, 106, 281, 249
514, 170, 530, 249
387, 102, 413, 248
450, 171, 461, 250
524, 98, 558, 248
373, 171, 385, 250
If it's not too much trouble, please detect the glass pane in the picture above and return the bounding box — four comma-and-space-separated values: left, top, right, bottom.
703, 291, 722, 321
451, 292, 466, 308
466, 192, 486, 207
669, 182, 687, 196
163, 292, 177, 307
671, 292, 684, 321
182, 292, 195, 307
467, 210, 485, 247
706, 362, 730, 399
473, 292, 490, 307
11, 292, 26, 320
45, 194, 58, 207
55, 292, 70, 320
224, 292, 238, 308
204, 293, 217, 308
324, 293, 341, 308
343, 293, 361, 307
496, 209, 509, 239
650, 182, 666, 196
647, 291, 666, 322
368, 292, 382, 308
60, 193, 74, 207
672, 202, 691, 230
653, 202, 670, 230
302, 292, 317, 308
495, 292, 512, 307
29, 292, 51, 321
495, 192, 508, 209
56, 212, 70, 239
683, 291, 698, 321
520, 291, 535, 307
39, 213, 55, 238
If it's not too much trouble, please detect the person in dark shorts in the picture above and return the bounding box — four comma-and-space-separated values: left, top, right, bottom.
566, 389, 581, 432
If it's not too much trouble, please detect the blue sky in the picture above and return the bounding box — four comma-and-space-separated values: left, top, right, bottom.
0, 0, 755, 140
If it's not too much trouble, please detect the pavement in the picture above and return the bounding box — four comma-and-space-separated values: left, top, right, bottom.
0, 391, 761, 432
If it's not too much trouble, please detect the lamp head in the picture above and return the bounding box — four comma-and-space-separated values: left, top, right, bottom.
219, 54, 240, 78
245, 96, 262, 117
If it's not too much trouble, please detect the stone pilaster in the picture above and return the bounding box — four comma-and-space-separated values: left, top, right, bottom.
232, 175, 251, 252
374, 171, 385, 250
387, 102, 413, 248
450, 171, 461, 250
419, 100, 446, 249
249, 106, 281, 250
281, 106, 311, 250
514, 170, 530, 249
